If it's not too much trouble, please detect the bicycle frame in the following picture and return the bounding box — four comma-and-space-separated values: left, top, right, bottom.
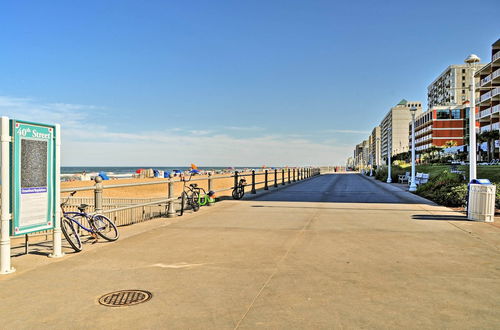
64, 211, 95, 234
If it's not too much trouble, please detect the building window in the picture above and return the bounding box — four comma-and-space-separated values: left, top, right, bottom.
451, 109, 461, 119
437, 109, 450, 119
462, 69, 466, 73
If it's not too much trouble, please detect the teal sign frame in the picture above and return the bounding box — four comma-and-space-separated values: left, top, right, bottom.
10, 120, 56, 236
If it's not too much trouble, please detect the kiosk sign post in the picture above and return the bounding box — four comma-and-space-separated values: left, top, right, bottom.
0, 117, 62, 275
11, 120, 56, 235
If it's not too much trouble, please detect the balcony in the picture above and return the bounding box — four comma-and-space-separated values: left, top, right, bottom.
480, 125, 491, 133
480, 74, 491, 86
493, 51, 500, 62
480, 107, 491, 118
493, 122, 500, 130
480, 91, 492, 103
492, 104, 500, 115
493, 68, 500, 81
494, 87, 500, 98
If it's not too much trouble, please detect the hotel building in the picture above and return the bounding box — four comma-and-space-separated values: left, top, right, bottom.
381, 99, 423, 161
354, 139, 369, 169
475, 38, 500, 158
409, 106, 468, 153
428, 64, 483, 108
369, 126, 381, 167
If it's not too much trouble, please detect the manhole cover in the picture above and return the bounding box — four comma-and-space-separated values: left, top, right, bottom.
98, 290, 152, 307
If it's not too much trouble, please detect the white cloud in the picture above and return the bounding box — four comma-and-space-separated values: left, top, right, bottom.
223, 125, 264, 131
325, 129, 371, 134
1, 96, 352, 166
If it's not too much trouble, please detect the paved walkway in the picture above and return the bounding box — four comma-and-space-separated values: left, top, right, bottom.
0, 173, 499, 329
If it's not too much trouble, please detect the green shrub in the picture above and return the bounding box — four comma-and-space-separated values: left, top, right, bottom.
416, 171, 466, 206
374, 166, 406, 183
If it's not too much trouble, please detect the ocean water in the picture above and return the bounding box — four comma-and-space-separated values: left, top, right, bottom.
61, 166, 253, 175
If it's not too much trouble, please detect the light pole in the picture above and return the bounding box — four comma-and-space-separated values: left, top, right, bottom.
465, 54, 480, 181
369, 152, 373, 176
409, 106, 418, 192
386, 128, 392, 183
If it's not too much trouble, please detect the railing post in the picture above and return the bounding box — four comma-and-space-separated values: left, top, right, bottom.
274, 169, 278, 187
282, 169, 285, 185
208, 172, 214, 206
167, 179, 176, 217
234, 171, 239, 189
251, 170, 256, 194
264, 170, 269, 190
293, 168, 296, 182
288, 168, 291, 184
94, 176, 103, 213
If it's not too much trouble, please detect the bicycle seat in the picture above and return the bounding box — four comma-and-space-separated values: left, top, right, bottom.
190, 183, 198, 188
77, 204, 89, 212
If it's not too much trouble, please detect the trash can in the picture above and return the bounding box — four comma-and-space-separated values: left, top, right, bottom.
467, 179, 496, 222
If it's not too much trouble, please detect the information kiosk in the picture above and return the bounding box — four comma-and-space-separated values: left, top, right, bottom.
0, 117, 62, 275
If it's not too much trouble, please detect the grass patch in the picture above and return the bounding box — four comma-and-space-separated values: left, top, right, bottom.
374, 164, 500, 209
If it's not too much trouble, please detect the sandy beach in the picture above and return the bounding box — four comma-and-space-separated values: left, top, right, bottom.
61, 170, 288, 199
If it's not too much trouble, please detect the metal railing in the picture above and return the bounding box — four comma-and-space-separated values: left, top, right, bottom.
60, 167, 321, 227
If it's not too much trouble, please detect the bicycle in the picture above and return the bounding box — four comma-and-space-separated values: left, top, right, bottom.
60, 191, 119, 252
179, 173, 201, 216
232, 177, 247, 200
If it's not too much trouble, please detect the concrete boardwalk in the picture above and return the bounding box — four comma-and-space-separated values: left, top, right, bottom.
0, 173, 499, 329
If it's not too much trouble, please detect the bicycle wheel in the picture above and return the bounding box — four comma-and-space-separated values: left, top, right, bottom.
190, 191, 200, 211
61, 218, 82, 252
91, 215, 119, 241
232, 187, 244, 200
179, 191, 188, 216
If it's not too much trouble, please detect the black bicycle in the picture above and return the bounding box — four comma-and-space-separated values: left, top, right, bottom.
179, 174, 201, 216
232, 177, 247, 200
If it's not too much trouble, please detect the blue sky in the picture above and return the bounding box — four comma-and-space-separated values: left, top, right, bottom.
1, 0, 499, 166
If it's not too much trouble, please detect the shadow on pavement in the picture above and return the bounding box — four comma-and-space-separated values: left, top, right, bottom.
412, 214, 469, 221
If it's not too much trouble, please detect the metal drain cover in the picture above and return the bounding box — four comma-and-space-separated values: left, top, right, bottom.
98, 290, 152, 307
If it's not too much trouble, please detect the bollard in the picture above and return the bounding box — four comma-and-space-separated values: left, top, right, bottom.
274, 169, 278, 187
264, 170, 269, 190
167, 179, 176, 217
282, 169, 285, 185
208, 173, 214, 206
251, 170, 256, 194
94, 176, 103, 213
288, 168, 291, 184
